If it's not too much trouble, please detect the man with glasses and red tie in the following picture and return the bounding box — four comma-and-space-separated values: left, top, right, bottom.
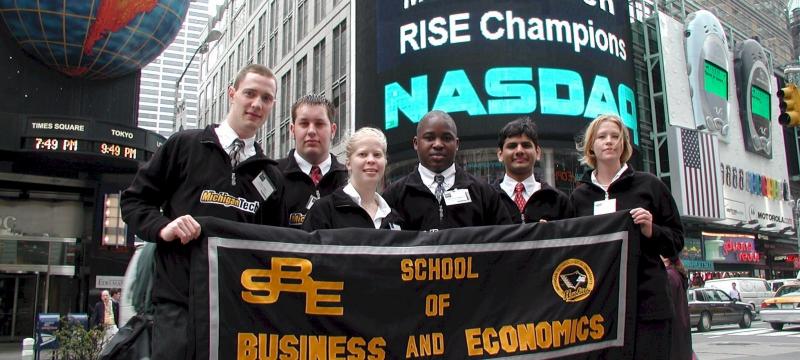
121, 64, 284, 359
493, 117, 573, 224
278, 94, 348, 229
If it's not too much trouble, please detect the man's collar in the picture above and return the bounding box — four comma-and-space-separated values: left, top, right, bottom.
293, 150, 332, 175
216, 120, 255, 149
418, 163, 456, 186
343, 183, 392, 222
499, 173, 540, 196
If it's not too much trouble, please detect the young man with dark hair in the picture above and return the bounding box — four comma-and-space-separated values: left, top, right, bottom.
278, 94, 348, 228
382, 110, 512, 231
494, 117, 572, 223
121, 64, 283, 358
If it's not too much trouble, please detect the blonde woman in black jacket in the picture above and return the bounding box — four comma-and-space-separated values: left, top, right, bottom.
303, 127, 403, 230
569, 114, 685, 360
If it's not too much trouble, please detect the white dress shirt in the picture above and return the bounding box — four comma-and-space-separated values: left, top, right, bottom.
418, 163, 456, 195
499, 174, 541, 203
343, 183, 392, 229
591, 163, 628, 193
294, 150, 332, 176
214, 121, 256, 165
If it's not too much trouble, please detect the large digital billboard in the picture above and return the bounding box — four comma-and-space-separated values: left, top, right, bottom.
355, 0, 637, 158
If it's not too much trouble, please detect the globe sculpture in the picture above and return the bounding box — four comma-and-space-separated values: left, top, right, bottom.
0, 0, 189, 79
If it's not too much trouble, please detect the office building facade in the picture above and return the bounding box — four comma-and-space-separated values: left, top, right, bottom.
138, 0, 211, 136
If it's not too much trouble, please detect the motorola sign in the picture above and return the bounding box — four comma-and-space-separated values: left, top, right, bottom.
355, 0, 638, 157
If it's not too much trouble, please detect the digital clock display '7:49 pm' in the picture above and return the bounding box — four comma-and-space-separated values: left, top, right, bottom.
30, 137, 81, 151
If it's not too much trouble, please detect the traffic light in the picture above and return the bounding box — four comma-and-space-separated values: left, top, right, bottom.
777, 83, 800, 126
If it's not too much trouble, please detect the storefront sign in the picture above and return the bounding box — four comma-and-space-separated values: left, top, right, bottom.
95, 275, 123, 289
702, 232, 764, 265
681, 260, 714, 271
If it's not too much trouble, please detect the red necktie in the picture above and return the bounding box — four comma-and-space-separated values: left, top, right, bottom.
513, 183, 526, 212
310, 165, 322, 186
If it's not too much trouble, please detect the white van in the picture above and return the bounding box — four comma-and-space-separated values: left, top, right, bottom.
704, 277, 773, 315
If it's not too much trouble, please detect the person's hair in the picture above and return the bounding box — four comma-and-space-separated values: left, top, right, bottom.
232, 64, 275, 89
291, 94, 335, 123
577, 114, 633, 169
346, 127, 387, 160
417, 110, 457, 136
110, 288, 121, 297
669, 256, 689, 286
497, 116, 539, 149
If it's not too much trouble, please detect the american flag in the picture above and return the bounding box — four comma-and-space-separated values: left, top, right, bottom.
678, 127, 722, 218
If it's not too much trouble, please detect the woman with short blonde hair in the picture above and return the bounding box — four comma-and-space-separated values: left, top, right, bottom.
302, 127, 403, 230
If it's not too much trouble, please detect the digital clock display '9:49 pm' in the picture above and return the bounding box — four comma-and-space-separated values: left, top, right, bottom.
96, 142, 143, 160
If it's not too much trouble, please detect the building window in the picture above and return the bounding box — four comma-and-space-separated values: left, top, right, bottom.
270, 0, 279, 32
280, 119, 291, 156
281, 71, 292, 123
280, 71, 292, 156
332, 20, 347, 81
332, 79, 347, 144
296, 56, 307, 98
297, 0, 307, 43
228, 53, 236, 83
313, 39, 325, 94
102, 193, 127, 247
314, 0, 325, 25
247, 29, 254, 62
268, 1, 279, 66
238, 41, 245, 67
265, 131, 275, 158
282, 15, 293, 56
258, 14, 266, 45
268, 35, 277, 68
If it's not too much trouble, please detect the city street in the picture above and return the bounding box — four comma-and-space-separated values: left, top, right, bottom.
693, 320, 800, 359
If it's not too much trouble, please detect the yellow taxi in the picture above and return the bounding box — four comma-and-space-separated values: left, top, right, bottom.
760, 284, 800, 330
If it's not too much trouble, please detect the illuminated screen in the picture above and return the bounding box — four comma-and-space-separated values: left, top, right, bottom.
703, 60, 728, 100
355, 0, 639, 158
750, 86, 770, 120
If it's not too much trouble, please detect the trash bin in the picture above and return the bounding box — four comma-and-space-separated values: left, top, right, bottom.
34, 313, 59, 360
67, 313, 89, 329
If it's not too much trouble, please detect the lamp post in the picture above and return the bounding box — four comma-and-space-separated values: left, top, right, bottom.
174, 29, 223, 133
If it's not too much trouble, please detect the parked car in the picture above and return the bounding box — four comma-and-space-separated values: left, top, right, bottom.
704, 277, 773, 314
760, 284, 800, 330
688, 287, 754, 332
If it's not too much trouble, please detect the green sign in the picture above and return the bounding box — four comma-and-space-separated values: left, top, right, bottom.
704, 61, 728, 100
681, 260, 715, 271
751, 86, 770, 120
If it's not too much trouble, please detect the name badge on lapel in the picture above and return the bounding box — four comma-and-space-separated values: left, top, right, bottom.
252, 171, 275, 201
593, 198, 616, 215
443, 189, 471, 206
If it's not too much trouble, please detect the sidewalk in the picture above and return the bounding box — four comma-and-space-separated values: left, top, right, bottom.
0, 342, 22, 360
0, 342, 53, 360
